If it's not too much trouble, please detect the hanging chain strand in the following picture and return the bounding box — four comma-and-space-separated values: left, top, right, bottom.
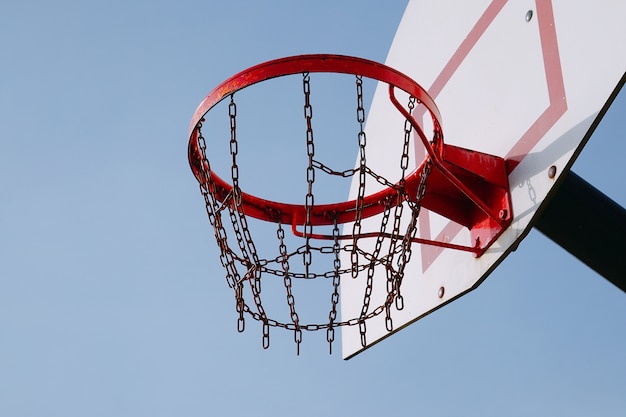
326, 214, 341, 354
395, 158, 432, 297
394, 96, 418, 311
197, 122, 246, 333
385, 198, 404, 327
351, 75, 367, 280
277, 221, 302, 354
228, 94, 269, 348
394, 119, 433, 301
401, 97, 417, 181
359, 196, 393, 347
302, 72, 315, 280
229, 95, 241, 206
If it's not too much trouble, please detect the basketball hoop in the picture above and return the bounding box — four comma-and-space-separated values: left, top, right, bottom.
187, 55, 512, 354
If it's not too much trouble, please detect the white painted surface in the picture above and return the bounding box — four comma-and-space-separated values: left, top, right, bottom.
342, 0, 626, 359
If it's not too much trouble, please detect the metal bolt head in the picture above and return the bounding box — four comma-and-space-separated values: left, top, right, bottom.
438, 286, 445, 299
548, 165, 557, 179
526, 10, 534, 22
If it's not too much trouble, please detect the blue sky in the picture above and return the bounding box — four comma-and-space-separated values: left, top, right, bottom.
1, 1, 625, 416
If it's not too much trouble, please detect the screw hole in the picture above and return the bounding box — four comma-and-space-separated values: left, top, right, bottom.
438, 287, 445, 299
548, 165, 557, 179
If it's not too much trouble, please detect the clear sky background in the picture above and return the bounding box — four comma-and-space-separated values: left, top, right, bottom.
1, 1, 625, 416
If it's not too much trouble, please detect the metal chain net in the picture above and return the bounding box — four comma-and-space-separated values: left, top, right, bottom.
195, 74, 432, 354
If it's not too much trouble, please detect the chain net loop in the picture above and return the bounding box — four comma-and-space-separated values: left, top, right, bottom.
194, 73, 432, 355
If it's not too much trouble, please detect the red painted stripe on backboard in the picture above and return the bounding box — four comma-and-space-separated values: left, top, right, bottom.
505, 0, 567, 168
428, 0, 507, 99
418, 0, 566, 272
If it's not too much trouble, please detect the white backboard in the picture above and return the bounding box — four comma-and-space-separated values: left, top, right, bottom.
341, 0, 626, 359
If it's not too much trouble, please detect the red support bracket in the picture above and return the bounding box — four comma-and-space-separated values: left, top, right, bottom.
413, 143, 512, 257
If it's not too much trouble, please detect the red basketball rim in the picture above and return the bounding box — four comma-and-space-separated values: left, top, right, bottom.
188, 54, 442, 227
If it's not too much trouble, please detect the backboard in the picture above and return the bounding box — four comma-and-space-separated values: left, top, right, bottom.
341, 0, 626, 359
